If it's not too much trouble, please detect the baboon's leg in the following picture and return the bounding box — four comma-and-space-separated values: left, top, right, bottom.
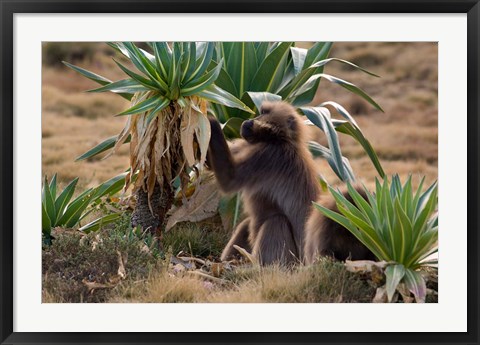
252, 215, 297, 265
220, 218, 252, 261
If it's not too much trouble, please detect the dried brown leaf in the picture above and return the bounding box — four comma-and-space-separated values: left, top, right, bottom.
397, 282, 414, 302
165, 175, 220, 231
195, 111, 211, 168
172, 263, 187, 273
82, 279, 116, 292
233, 245, 257, 264
117, 250, 127, 279
373, 285, 388, 303
136, 120, 155, 167
180, 106, 199, 167
154, 115, 166, 186
170, 256, 196, 270
211, 263, 224, 277
345, 260, 388, 273
178, 256, 206, 266
113, 115, 133, 154
187, 270, 228, 285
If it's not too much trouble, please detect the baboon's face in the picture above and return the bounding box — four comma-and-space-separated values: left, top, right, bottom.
241, 102, 300, 143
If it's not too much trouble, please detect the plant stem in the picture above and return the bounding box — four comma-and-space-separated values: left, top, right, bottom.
131, 180, 174, 238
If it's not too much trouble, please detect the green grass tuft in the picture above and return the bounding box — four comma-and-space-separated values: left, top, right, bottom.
163, 219, 229, 258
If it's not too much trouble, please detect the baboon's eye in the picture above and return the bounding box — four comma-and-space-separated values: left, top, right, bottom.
260, 107, 270, 115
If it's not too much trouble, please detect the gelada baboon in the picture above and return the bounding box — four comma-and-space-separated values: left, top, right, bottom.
304, 188, 376, 263
207, 101, 320, 265
208, 101, 374, 265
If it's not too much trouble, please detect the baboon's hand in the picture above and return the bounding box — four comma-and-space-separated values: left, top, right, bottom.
208, 115, 223, 139
206, 115, 225, 169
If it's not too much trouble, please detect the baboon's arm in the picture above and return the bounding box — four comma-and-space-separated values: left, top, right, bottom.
208, 117, 268, 193
207, 117, 238, 192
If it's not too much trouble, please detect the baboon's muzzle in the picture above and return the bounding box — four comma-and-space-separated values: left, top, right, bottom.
241, 120, 254, 139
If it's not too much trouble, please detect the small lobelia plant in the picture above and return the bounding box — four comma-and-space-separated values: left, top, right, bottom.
42, 173, 127, 243
313, 175, 438, 302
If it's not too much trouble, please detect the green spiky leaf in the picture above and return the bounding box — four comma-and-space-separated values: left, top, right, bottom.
385, 264, 406, 302
198, 84, 254, 114
79, 213, 123, 233
116, 94, 167, 116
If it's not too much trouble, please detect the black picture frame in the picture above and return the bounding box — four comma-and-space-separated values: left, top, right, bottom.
1, 1, 479, 344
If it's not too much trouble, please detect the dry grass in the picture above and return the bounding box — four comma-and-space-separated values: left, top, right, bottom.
43, 218, 373, 303
42, 42, 438, 303
42, 85, 130, 187
111, 259, 374, 303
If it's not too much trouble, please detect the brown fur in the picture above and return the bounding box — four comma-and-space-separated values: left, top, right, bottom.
304, 188, 376, 264
207, 101, 320, 265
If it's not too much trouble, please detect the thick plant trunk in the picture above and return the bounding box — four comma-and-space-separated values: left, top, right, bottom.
130, 104, 181, 238
131, 181, 174, 237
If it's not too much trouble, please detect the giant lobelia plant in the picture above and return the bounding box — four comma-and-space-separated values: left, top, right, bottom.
65, 42, 253, 235
65, 41, 384, 236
